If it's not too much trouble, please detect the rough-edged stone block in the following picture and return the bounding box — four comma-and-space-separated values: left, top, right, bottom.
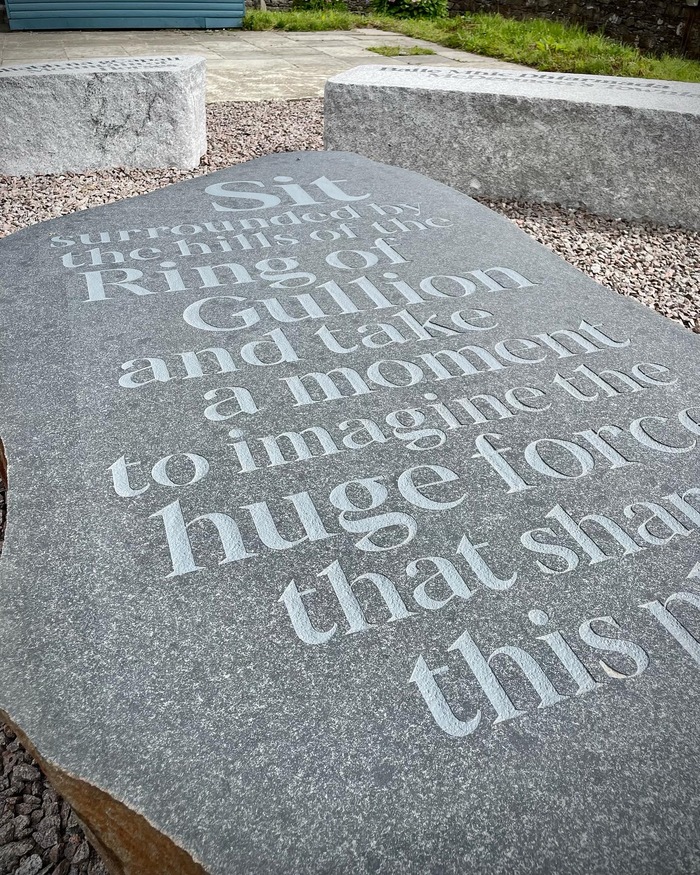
0, 56, 206, 175
2, 152, 700, 875
325, 66, 700, 229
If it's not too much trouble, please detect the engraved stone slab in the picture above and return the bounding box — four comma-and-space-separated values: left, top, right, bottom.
325, 66, 700, 229
2, 152, 700, 875
0, 56, 206, 175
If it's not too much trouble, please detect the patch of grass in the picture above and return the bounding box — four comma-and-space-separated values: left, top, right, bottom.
241, 9, 700, 82
645, 54, 700, 82
242, 9, 358, 31
375, 14, 678, 78
366, 44, 436, 56
366, 44, 401, 56
291, 0, 349, 11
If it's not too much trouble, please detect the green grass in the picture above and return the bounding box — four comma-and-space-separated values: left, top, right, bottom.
366, 44, 436, 56
243, 9, 359, 31
242, 9, 700, 82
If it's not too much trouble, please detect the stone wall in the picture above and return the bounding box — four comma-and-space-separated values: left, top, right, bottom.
447, 0, 700, 58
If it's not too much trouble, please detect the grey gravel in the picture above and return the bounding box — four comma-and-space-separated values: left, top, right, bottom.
0, 724, 107, 875
15, 855, 42, 875
0, 97, 697, 333
0, 94, 698, 875
0, 98, 325, 236
477, 198, 700, 334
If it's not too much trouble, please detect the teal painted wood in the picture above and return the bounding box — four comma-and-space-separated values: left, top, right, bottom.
6, 0, 244, 29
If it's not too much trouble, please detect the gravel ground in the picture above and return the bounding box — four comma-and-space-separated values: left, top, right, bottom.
0, 723, 107, 875
477, 199, 700, 333
0, 96, 698, 875
1, 98, 698, 333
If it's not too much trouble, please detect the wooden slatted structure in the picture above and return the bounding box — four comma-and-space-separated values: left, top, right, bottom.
5, 0, 244, 29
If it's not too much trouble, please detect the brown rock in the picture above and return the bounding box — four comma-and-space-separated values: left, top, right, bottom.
63, 834, 80, 861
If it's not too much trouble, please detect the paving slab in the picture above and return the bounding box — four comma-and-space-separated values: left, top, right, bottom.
0, 28, 529, 101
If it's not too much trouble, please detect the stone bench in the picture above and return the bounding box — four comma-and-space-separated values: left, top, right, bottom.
325, 66, 700, 229
0, 56, 206, 175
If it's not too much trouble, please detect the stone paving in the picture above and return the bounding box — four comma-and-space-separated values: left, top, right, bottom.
0, 27, 528, 101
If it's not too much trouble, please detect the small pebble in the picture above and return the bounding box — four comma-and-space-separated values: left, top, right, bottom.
70, 842, 89, 866
11, 768, 39, 785
15, 854, 42, 875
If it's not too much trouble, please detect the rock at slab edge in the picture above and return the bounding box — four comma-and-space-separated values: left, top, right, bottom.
0, 709, 208, 875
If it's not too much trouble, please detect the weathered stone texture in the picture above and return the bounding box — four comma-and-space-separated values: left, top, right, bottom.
2, 152, 700, 875
325, 66, 700, 229
0, 57, 207, 176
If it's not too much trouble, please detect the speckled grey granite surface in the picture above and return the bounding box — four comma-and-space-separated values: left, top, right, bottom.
0, 57, 206, 176
1, 152, 700, 874
325, 67, 700, 230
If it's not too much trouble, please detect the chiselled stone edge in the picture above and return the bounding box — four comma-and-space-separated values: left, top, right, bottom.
323, 86, 700, 231
0, 56, 207, 77
0, 440, 7, 493
0, 57, 208, 175
0, 708, 209, 875
326, 67, 700, 111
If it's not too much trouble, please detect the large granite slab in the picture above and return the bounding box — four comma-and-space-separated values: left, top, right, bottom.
1, 152, 700, 875
324, 66, 700, 229
0, 57, 206, 175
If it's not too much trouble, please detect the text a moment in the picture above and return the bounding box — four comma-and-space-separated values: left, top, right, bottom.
50, 172, 700, 738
